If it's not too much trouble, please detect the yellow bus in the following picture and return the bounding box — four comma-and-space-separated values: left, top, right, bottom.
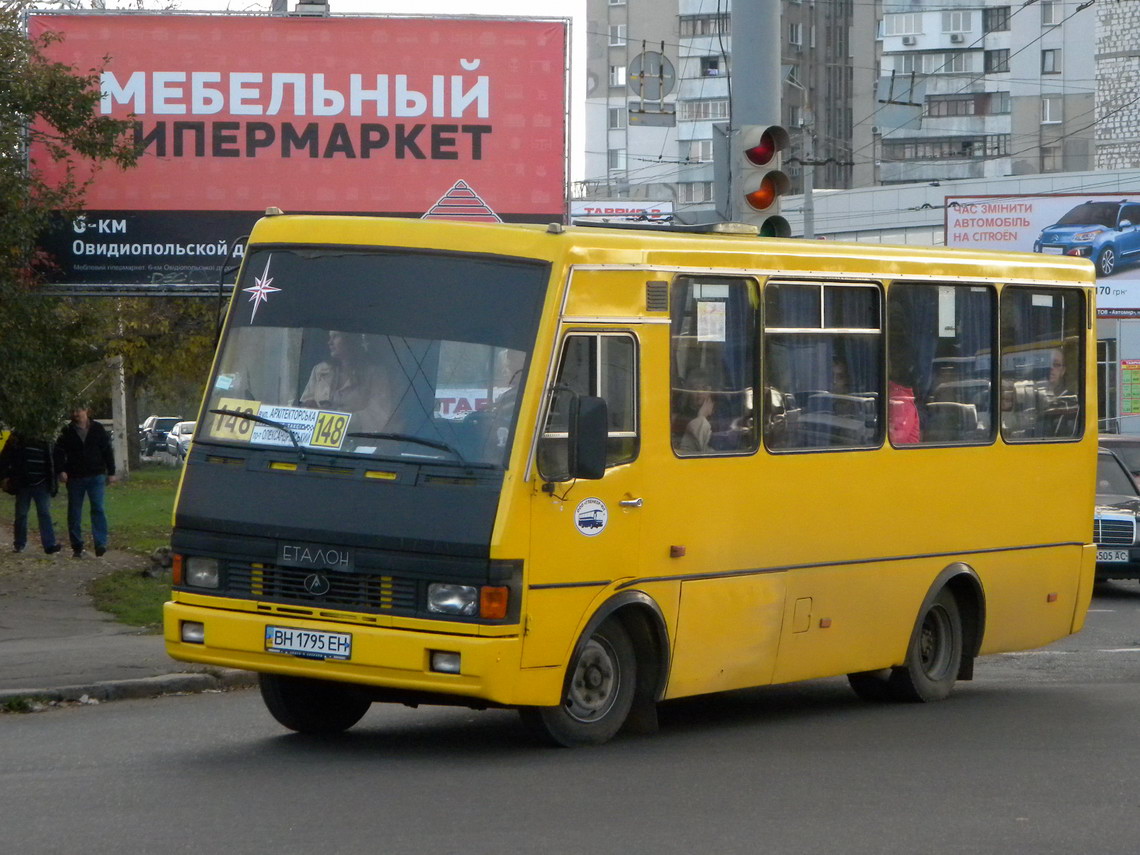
164, 213, 1097, 745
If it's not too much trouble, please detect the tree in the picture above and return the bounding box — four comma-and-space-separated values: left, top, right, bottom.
0, 1, 138, 438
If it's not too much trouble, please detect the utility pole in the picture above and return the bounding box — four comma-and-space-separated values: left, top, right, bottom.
802, 109, 815, 239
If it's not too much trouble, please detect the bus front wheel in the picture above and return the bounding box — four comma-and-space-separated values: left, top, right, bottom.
519, 618, 636, 747
848, 588, 963, 703
259, 673, 371, 734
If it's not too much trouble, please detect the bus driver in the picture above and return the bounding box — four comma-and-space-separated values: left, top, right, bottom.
300, 331, 396, 433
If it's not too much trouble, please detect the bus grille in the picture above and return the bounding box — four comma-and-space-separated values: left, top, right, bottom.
225, 564, 418, 614
1093, 517, 1135, 546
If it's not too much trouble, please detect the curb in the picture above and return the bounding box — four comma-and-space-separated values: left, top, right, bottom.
0, 668, 258, 706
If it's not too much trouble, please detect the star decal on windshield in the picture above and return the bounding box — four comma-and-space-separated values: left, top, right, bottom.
243, 258, 280, 322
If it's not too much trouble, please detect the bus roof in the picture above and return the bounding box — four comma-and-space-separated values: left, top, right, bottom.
246, 214, 1096, 287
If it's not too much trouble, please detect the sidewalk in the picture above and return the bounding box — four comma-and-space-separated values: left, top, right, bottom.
0, 523, 254, 706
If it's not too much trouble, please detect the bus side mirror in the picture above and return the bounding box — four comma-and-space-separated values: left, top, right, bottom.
569, 395, 608, 480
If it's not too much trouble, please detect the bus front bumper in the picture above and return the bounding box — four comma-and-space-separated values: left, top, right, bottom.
163, 601, 562, 707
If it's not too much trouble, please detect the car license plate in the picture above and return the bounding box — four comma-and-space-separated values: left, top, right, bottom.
265, 625, 352, 660
1096, 549, 1129, 563
1041, 246, 1064, 254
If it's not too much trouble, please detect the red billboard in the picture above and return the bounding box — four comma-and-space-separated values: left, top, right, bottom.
29, 13, 568, 284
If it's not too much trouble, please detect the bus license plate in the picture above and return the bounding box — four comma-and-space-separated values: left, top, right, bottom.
1096, 549, 1129, 563
265, 625, 352, 660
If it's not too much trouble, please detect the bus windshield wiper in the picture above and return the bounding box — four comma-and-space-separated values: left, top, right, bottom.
347, 432, 467, 465
209, 408, 306, 459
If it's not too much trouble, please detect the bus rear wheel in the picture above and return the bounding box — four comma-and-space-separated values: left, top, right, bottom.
519, 618, 636, 747
259, 673, 371, 734
848, 589, 963, 703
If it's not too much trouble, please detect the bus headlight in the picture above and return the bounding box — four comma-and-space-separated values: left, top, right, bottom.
427, 583, 479, 616
185, 556, 220, 589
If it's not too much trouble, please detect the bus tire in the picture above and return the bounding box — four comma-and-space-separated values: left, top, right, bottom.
519, 618, 636, 747
259, 673, 371, 734
889, 588, 963, 702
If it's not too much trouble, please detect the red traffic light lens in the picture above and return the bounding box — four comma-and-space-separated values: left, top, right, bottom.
744, 131, 778, 166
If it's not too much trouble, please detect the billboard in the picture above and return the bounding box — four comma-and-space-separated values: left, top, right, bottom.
945, 193, 1140, 318
29, 13, 568, 285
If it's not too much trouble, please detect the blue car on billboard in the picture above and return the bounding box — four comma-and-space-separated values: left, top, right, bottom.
1033, 200, 1140, 276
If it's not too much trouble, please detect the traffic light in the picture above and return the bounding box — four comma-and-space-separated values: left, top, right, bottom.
738, 124, 791, 237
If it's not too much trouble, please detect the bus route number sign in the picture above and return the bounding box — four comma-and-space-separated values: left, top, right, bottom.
310, 411, 350, 449
209, 397, 261, 442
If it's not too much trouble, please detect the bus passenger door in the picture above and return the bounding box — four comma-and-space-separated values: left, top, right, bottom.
523, 331, 643, 668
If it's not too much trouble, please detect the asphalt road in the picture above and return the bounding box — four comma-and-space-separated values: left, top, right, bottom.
3, 583, 1138, 855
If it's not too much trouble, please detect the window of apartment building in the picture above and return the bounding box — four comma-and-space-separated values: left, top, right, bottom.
608, 148, 627, 172
1040, 144, 1062, 172
699, 56, 724, 77
1042, 95, 1063, 124
926, 94, 975, 118
906, 52, 969, 75
985, 49, 1010, 73
609, 24, 627, 46
789, 23, 803, 46
983, 6, 1010, 33
608, 0, 626, 5
788, 104, 803, 127
678, 182, 713, 204
608, 107, 627, 130
882, 135, 1010, 161
1042, 49, 1061, 74
1041, 1, 1062, 26
942, 10, 971, 33
679, 14, 729, 38
927, 91, 1011, 117
882, 13, 922, 36
609, 65, 626, 87
679, 99, 729, 122
785, 63, 801, 84
685, 139, 714, 163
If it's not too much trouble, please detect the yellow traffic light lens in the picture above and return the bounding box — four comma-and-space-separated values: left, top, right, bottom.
744, 177, 777, 210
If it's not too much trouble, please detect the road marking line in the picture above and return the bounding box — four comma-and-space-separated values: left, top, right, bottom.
1098, 648, 1140, 653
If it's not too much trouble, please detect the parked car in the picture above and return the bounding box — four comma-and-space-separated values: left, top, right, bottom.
165, 421, 196, 460
1033, 199, 1140, 276
1098, 434, 1140, 482
1094, 448, 1140, 585
139, 415, 180, 456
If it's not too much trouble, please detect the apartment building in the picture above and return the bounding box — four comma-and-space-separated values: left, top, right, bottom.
875, 0, 1095, 184
579, 0, 860, 221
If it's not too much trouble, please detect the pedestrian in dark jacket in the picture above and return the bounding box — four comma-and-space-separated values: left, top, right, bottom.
55, 406, 117, 558
0, 432, 62, 554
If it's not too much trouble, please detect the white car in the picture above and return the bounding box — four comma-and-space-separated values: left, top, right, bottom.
165, 421, 196, 460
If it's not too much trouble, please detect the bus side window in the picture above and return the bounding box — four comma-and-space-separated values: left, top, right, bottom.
669, 277, 759, 457
888, 283, 997, 446
763, 281, 883, 450
999, 287, 1084, 442
537, 333, 639, 481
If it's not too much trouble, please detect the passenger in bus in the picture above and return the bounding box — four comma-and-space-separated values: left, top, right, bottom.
300, 330, 396, 432
676, 371, 715, 454
1041, 347, 1079, 437
887, 353, 920, 445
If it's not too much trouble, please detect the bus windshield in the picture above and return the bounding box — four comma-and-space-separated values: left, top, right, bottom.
202, 247, 548, 467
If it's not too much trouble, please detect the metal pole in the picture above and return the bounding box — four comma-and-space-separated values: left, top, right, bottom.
728, 0, 782, 223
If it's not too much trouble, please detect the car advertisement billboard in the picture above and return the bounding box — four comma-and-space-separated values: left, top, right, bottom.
29, 13, 568, 285
945, 193, 1140, 318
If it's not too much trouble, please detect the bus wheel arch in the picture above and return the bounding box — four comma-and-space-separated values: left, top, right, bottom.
519, 592, 669, 746
848, 565, 984, 703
